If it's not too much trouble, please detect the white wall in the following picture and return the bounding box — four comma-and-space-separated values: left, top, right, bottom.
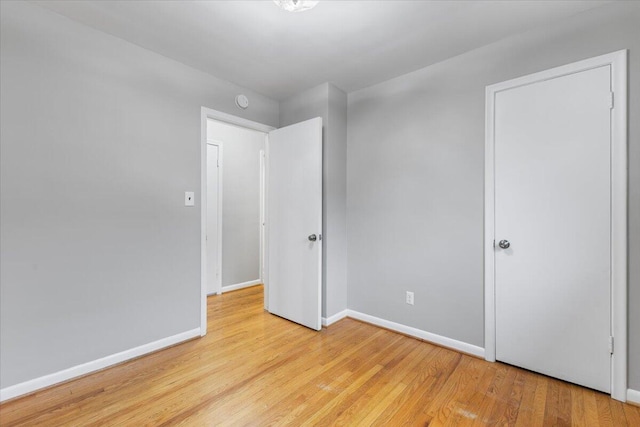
0, 1, 278, 391
346, 1, 640, 388
280, 83, 348, 319
207, 120, 265, 288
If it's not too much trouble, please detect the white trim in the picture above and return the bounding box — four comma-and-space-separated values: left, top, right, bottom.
206, 139, 223, 297
201, 108, 275, 134
627, 389, 640, 405
484, 78, 496, 363
322, 309, 348, 327
201, 107, 275, 335
316, 121, 323, 332
259, 149, 266, 285
346, 310, 485, 358
484, 50, 628, 401
609, 50, 628, 403
222, 279, 261, 293
0, 328, 200, 402
263, 135, 270, 310
200, 109, 208, 335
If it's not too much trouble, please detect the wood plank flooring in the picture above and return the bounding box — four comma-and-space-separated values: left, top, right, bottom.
1, 285, 638, 426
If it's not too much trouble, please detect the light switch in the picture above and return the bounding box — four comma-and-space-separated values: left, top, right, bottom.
185, 191, 195, 207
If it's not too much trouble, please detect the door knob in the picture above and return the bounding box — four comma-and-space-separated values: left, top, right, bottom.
308, 234, 317, 242
498, 240, 510, 249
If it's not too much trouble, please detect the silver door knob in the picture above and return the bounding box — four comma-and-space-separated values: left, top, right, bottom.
498, 240, 510, 249
308, 234, 317, 242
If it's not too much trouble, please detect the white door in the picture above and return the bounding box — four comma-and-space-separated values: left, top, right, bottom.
267, 117, 322, 330
206, 143, 221, 295
494, 66, 612, 392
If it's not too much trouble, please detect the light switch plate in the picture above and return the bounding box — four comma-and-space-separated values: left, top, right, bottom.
185, 191, 195, 207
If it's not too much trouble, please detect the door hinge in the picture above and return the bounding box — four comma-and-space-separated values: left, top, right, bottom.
609, 92, 614, 109
609, 336, 614, 354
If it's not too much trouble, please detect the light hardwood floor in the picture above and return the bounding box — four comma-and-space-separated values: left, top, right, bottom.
1, 285, 638, 426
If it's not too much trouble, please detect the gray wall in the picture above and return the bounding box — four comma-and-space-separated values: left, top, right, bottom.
206, 120, 264, 287
280, 83, 348, 319
326, 85, 349, 319
3, 0, 638, 395
0, 1, 278, 389
347, 2, 640, 388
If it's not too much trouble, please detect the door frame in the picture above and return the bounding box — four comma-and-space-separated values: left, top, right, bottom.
484, 50, 628, 401
205, 139, 223, 296
259, 149, 267, 309
200, 107, 275, 336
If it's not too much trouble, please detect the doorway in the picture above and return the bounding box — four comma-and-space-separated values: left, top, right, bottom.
200, 108, 324, 335
484, 50, 627, 400
206, 120, 267, 296
200, 109, 274, 336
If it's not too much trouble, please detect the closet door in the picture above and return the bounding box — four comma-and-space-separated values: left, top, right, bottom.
494, 65, 612, 392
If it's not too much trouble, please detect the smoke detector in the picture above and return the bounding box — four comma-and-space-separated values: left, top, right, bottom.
235, 94, 249, 110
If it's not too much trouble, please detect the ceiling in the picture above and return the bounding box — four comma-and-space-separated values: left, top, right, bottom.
34, 0, 609, 100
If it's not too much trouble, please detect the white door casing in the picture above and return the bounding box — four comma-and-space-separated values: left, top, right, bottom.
259, 149, 267, 308
267, 117, 323, 331
485, 50, 627, 401
206, 142, 222, 296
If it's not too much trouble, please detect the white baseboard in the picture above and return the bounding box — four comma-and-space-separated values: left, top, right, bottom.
0, 327, 201, 403
222, 279, 261, 293
628, 388, 640, 405
322, 309, 348, 327
346, 310, 485, 358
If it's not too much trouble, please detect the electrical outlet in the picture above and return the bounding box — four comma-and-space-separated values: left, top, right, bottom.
406, 291, 414, 305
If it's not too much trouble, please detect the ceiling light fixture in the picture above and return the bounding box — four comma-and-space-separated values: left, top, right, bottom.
273, 0, 319, 13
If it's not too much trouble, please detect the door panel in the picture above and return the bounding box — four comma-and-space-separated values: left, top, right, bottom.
267, 117, 322, 330
206, 143, 220, 295
494, 66, 611, 392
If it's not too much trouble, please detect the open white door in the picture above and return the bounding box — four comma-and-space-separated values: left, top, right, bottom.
267, 117, 322, 330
